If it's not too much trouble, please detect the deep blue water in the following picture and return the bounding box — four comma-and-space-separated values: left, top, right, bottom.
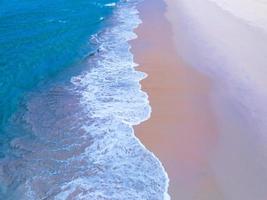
0, 0, 116, 154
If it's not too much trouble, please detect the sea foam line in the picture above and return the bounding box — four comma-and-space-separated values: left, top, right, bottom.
0, 0, 170, 199
121, 1, 171, 199
72, 0, 171, 199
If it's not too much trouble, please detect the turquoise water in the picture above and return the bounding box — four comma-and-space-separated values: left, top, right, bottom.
0, 0, 116, 152
0, 1, 169, 199
0, 0, 115, 126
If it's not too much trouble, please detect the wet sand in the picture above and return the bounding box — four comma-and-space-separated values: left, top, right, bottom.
132, 0, 223, 199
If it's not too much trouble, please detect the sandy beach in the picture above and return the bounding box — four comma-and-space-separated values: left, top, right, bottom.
165, 1, 267, 199
132, 0, 222, 199
133, 0, 267, 199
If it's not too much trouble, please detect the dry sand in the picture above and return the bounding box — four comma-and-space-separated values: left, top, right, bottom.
131, 0, 224, 199
162, 1, 267, 199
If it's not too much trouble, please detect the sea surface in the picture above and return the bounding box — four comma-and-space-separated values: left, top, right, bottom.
0, 0, 169, 199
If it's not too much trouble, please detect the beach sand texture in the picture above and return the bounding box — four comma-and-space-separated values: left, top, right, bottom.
133, 0, 267, 199
165, 0, 267, 199
132, 0, 223, 199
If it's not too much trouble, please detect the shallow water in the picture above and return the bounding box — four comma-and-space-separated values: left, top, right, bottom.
0, 0, 169, 199
0, 0, 116, 154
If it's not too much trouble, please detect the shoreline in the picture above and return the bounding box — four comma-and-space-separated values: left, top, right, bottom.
131, 0, 221, 199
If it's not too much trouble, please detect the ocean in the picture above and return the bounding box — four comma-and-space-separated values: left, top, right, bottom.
0, 0, 169, 199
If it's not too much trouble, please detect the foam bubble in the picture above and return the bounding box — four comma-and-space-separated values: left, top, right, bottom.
0, 0, 170, 199
105, 2, 117, 7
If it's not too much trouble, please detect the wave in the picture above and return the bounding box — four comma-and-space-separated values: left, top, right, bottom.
0, 0, 170, 199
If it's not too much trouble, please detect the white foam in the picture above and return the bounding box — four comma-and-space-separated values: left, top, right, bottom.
104, 2, 117, 7
68, 0, 170, 199
0, 1, 170, 199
